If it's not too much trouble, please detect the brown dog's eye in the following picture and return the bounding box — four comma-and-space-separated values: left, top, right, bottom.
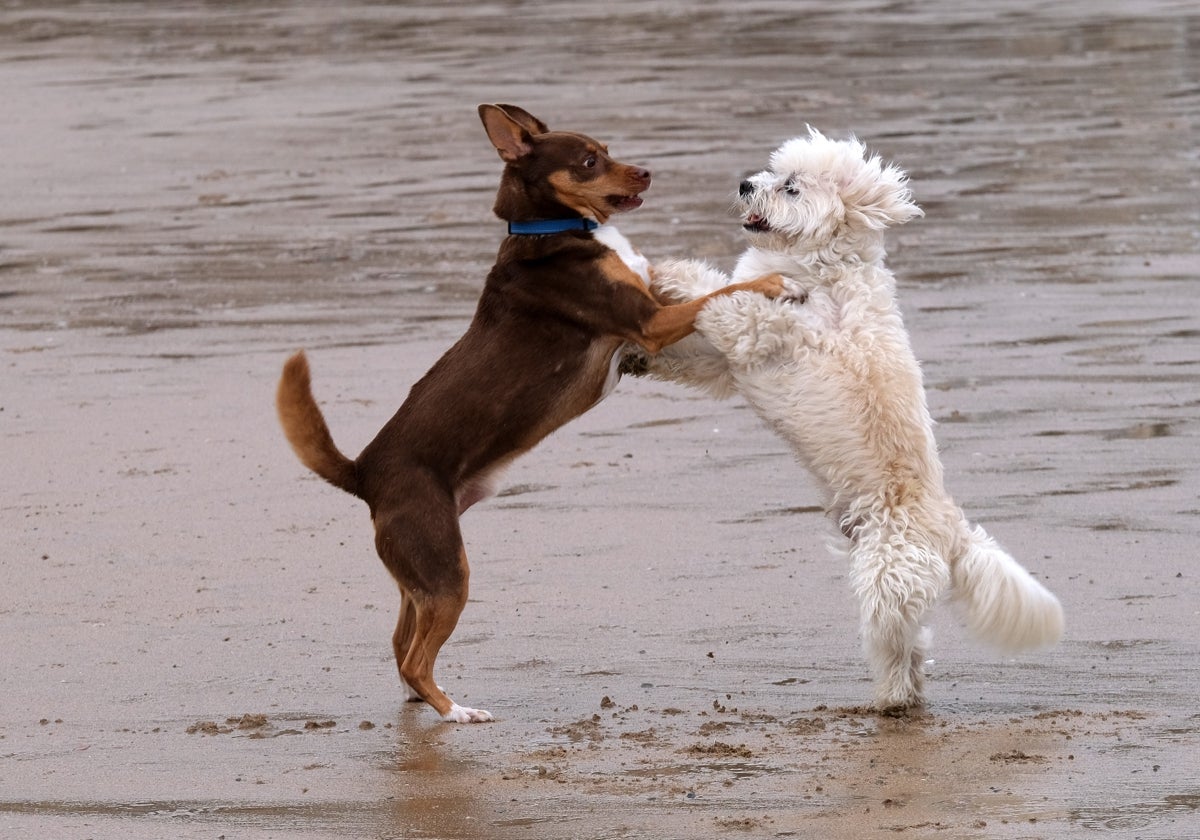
583, 156, 598, 169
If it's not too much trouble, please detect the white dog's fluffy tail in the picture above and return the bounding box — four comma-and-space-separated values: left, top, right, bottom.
952, 525, 1064, 652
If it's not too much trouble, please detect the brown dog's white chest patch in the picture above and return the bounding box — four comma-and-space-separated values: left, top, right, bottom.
594, 224, 650, 282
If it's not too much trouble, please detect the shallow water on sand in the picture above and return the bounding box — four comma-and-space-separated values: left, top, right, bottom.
2, 2, 1198, 838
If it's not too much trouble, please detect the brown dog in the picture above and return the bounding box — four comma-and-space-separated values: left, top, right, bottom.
277, 104, 783, 722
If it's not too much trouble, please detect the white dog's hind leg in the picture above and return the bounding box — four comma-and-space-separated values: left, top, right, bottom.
849, 521, 950, 710
951, 523, 1064, 652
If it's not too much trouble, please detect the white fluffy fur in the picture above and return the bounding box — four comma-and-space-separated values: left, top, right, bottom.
634, 128, 1064, 710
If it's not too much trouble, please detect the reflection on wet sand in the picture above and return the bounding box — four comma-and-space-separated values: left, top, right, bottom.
376, 714, 510, 840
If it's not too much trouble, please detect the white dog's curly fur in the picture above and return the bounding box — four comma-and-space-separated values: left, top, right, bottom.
627, 128, 1064, 710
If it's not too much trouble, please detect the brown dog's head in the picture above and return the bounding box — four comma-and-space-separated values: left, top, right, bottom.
479, 104, 650, 225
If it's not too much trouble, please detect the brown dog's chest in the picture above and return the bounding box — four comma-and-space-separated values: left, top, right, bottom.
356, 238, 654, 509
593, 224, 651, 284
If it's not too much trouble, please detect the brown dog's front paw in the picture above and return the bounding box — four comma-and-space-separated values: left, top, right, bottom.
746, 272, 787, 299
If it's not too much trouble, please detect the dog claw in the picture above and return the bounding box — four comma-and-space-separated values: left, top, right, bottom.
442, 703, 495, 724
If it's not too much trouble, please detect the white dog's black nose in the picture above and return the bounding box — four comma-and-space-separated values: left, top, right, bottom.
739, 179, 755, 197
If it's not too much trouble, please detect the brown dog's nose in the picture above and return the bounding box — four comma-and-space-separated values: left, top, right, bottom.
634, 167, 652, 184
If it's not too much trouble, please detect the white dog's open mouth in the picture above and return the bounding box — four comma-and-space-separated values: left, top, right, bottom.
743, 214, 772, 233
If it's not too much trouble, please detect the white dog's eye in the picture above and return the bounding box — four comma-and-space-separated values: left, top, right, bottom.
783, 178, 800, 196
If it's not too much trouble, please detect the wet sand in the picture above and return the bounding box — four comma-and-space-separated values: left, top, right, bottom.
2, 2, 1199, 838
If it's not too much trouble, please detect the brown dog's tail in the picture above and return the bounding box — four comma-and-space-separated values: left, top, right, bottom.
276, 351, 359, 496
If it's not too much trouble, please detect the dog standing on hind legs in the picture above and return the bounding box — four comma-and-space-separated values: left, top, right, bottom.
625, 128, 1064, 711
276, 104, 785, 723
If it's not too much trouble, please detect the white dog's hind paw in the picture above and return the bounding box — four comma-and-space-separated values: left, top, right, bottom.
442, 703, 494, 724
873, 685, 925, 714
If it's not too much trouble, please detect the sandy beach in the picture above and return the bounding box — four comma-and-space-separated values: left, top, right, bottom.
2, 2, 1198, 837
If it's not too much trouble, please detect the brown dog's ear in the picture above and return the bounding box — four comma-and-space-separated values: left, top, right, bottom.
493, 104, 549, 135
479, 104, 537, 163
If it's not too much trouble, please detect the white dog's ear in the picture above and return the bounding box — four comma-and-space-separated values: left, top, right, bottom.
840, 156, 924, 231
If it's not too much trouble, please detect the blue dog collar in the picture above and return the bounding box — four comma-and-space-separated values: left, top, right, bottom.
507, 218, 599, 235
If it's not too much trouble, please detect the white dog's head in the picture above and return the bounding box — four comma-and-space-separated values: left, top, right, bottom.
735, 128, 922, 260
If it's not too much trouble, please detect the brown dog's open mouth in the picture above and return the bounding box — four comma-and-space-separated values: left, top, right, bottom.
744, 214, 771, 232
609, 194, 645, 212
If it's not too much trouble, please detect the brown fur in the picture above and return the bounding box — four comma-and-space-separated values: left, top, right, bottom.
276, 104, 784, 722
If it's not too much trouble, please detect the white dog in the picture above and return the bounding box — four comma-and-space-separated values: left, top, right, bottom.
626, 128, 1064, 710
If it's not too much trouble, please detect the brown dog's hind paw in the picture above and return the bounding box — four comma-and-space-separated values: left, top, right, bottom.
442, 703, 495, 723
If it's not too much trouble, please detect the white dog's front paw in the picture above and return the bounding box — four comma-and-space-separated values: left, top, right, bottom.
652, 258, 731, 302
442, 703, 495, 724
695, 293, 792, 365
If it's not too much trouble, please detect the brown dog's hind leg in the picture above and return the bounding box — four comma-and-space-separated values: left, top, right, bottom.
375, 495, 493, 723
392, 590, 423, 702
399, 547, 493, 723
